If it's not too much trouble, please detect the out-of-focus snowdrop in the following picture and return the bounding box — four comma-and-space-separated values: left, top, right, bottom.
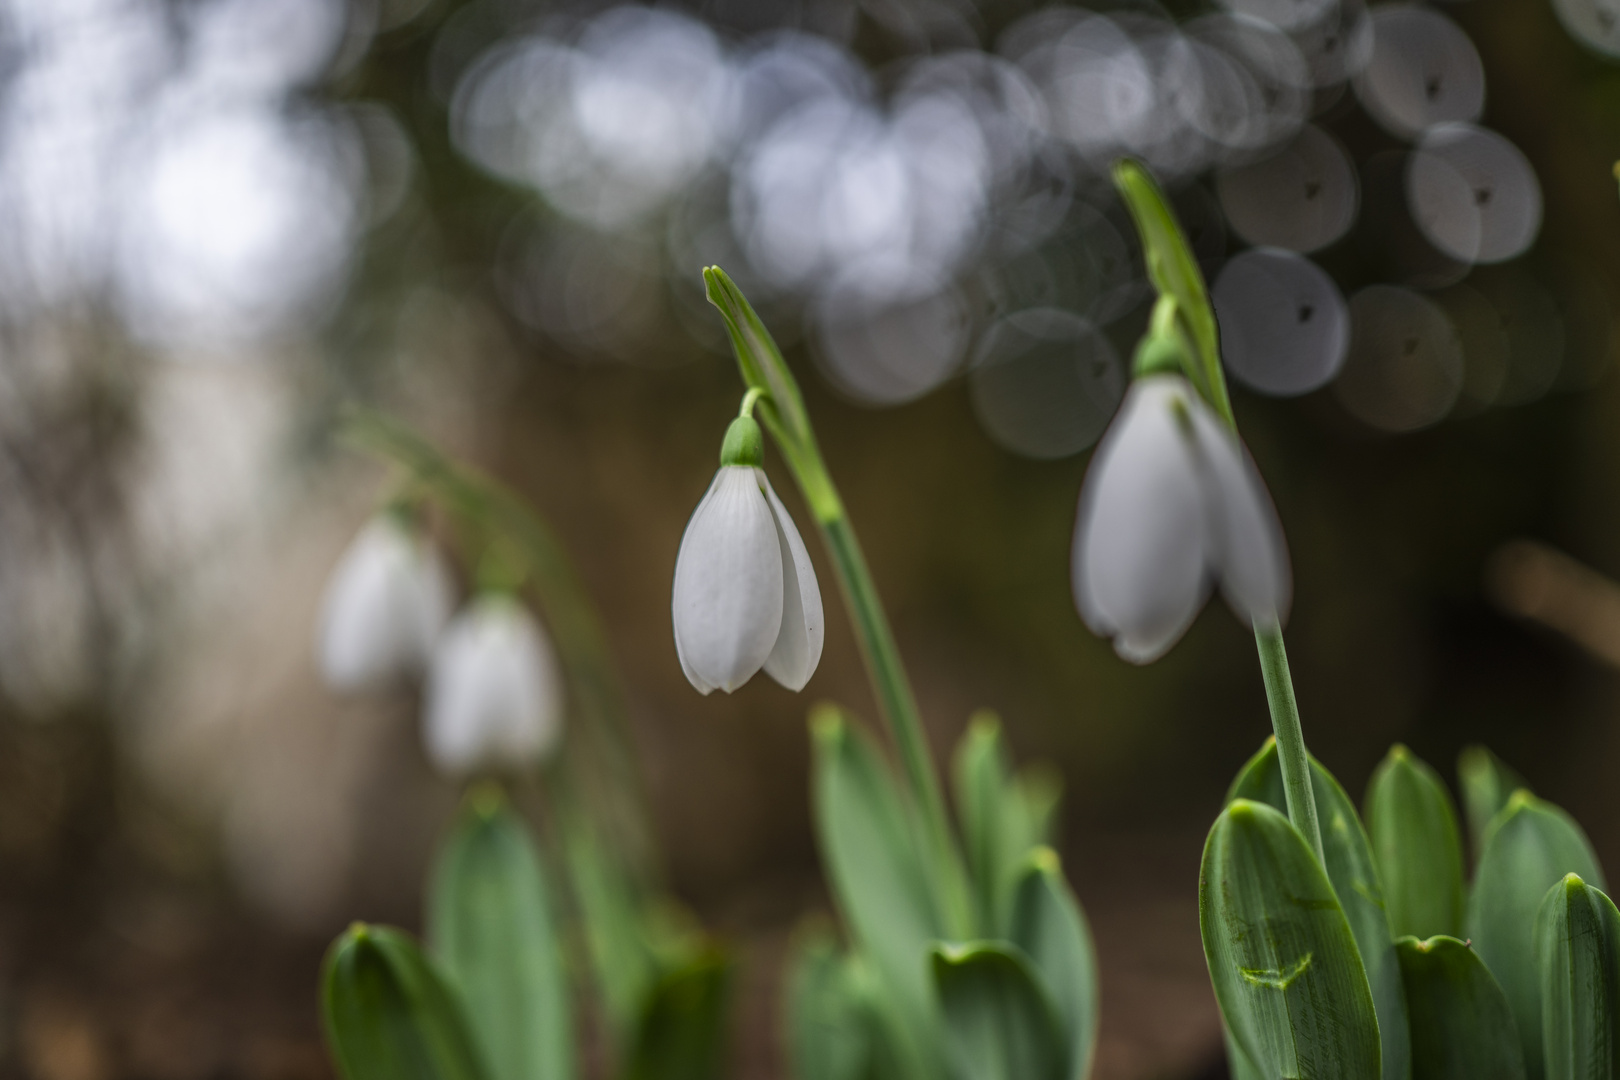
672, 415, 823, 694
1072, 350, 1290, 663
424, 594, 565, 776
451, 8, 733, 231
317, 514, 453, 691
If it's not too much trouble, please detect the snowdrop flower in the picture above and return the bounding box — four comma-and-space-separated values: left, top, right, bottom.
424, 594, 565, 776
318, 514, 453, 690
1073, 373, 1291, 663
672, 415, 824, 694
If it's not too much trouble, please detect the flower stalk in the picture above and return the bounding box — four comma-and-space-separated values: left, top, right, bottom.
1113, 161, 1324, 864
703, 267, 973, 936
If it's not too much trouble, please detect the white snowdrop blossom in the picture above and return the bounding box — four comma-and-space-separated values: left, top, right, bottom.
424, 594, 565, 776
1072, 375, 1291, 663
317, 515, 453, 690
672, 446, 824, 694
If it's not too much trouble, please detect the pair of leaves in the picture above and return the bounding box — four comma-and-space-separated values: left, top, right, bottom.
326, 792, 728, 1080
1219, 740, 1407, 1080
429, 788, 574, 1080
951, 711, 1061, 938
322, 925, 490, 1080
323, 790, 571, 1080
807, 706, 1098, 1080
1469, 792, 1606, 1079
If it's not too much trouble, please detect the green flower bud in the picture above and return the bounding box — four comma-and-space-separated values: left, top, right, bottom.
1132, 332, 1190, 379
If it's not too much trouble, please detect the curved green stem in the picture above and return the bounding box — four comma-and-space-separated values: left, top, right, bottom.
1114, 161, 1323, 864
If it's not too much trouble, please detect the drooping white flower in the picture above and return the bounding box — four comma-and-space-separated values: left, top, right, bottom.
317, 514, 453, 690
1072, 374, 1291, 663
672, 417, 824, 694
424, 594, 565, 776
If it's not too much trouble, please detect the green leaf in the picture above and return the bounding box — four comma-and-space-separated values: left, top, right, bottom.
623, 947, 730, 1080
952, 712, 1058, 936
784, 926, 874, 1080
1467, 792, 1606, 1080
1458, 746, 1530, 860
931, 942, 1066, 1080
1365, 745, 1468, 939
1223, 1027, 1267, 1080
811, 705, 943, 1080
1200, 798, 1382, 1080
322, 923, 490, 1080
1110, 160, 1229, 421
1007, 849, 1099, 1080
1396, 935, 1525, 1080
428, 786, 573, 1080
1534, 874, 1620, 1080
562, 815, 660, 1051
1229, 739, 1410, 1080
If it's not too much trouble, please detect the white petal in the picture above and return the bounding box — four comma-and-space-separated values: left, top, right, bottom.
1184, 402, 1293, 629
1072, 376, 1213, 663
759, 472, 824, 692
671, 466, 785, 693
318, 516, 453, 690
424, 596, 564, 776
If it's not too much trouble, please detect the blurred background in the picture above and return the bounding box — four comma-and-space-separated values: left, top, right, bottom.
1, 0, 1619, 1076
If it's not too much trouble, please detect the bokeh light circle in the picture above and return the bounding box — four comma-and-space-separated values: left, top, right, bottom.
1214, 248, 1349, 396
969, 309, 1125, 459
1334, 284, 1464, 431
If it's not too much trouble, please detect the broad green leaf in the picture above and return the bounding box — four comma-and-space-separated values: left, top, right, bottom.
1365, 745, 1467, 939
952, 712, 1058, 936
1395, 935, 1525, 1080
1467, 792, 1605, 1080
1200, 799, 1382, 1080
1229, 739, 1410, 1080
811, 706, 942, 1080
1534, 874, 1620, 1080
1458, 746, 1529, 861
429, 787, 573, 1080
322, 923, 490, 1080
1111, 159, 1229, 421
784, 926, 873, 1080
562, 815, 660, 1051
931, 942, 1065, 1080
1008, 849, 1099, 1080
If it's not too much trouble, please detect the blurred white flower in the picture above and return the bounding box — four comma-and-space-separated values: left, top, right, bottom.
317, 515, 452, 690
424, 595, 564, 776
1072, 375, 1290, 663
672, 465, 824, 694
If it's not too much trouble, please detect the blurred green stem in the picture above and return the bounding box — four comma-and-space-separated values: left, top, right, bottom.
1113, 160, 1324, 863
704, 268, 973, 937
340, 409, 654, 879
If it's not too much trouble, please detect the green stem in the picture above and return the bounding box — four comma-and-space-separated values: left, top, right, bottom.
1255, 627, 1323, 863
794, 451, 973, 937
